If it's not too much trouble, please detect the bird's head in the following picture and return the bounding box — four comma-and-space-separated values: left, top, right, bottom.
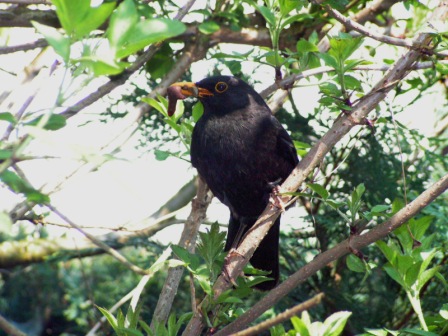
168, 76, 263, 116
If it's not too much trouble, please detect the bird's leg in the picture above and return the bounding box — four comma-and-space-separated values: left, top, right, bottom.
268, 179, 286, 211
222, 223, 247, 287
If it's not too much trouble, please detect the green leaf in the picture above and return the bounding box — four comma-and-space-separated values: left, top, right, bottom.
279, 0, 300, 16
440, 304, 448, 319
376, 240, 397, 265
107, 0, 186, 59
404, 261, 421, 288
296, 39, 319, 52
26, 114, 67, 131
417, 266, 440, 293
322, 311, 352, 336
371, 205, 389, 213
197, 223, 226, 269
319, 82, 341, 96
171, 245, 192, 265
383, 263, 405, 287
115, 18, 186, 59
346, 254, 366, 273
319, 52, 338, 69
142, 97, 167, 116
0, 170, 50, 204
400, 328, 439, 336
280, 13, 313, 30
344, 58, 367, 72
0, 211, 13, 235
77, 56, 128, 76
107, 0, 138, 53
145, 43, 175, 80
32, 21, 70, 62
307, 183, 329, 200
343, 75, 362, 90
326, 199, 345, 209
192, 102, 203, 122
328, 35, 363, 64
363, 329, 392, 336
126, 301, 143, 330
194, 272, 212, 295
409, 216, 433, 241
78, 3, 116, 39
198, 21, 220, 34
256, 5, 276, 27
0, 150, 12, 160
0, 112, 16, 124
52, 0, 115, 39
96, 306, 119, 331
290, 316, 310, 336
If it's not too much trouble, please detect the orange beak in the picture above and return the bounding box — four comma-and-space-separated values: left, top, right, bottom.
169, 82, 214, 98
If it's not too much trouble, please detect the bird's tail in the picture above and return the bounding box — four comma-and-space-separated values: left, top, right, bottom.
225, 215, 280, 290
249, 217, 280, 290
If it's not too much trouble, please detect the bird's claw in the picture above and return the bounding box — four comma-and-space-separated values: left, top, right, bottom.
269, 185, 286, 211
222, 248, 245, 287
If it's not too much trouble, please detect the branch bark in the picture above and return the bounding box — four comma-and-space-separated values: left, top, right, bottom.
233, 293, 325, 336
0, 313, 27, 336
150, 177, 213, 330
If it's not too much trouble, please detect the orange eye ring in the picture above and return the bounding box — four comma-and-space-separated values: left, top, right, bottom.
215, 82, 228, 93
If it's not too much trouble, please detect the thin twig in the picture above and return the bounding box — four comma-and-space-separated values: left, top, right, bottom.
47, 204, 149, 275
0, 314, 27, 336
260, 60, 448, 98
233, 293, 325, 336
321, 2, 414, 48
0, 39, 48, 55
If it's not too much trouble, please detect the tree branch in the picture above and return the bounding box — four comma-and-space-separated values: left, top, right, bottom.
0, 38, 48, 55
233, 293, 325, 336
150, 177, 213, 330
47, 205, 150, 275
320, 1, 414, 48
260, 60, 448, 99
0, 313, 27, 336
215, 173, 448, 335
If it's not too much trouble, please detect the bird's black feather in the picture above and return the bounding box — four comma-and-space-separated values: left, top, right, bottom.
190, 75, 298, 290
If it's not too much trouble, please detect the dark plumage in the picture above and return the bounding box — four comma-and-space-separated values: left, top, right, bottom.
169, 76, 298, 290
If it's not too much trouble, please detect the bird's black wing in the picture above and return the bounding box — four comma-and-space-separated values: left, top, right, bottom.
272, 115, 299, 168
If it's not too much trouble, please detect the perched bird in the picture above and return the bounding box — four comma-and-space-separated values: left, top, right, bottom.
168, 76, 298, 290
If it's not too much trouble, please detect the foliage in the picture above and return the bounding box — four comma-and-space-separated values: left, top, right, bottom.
0, 0, 447, 335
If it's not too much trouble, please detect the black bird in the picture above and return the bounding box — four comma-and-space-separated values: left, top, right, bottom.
169, 76, 298, 290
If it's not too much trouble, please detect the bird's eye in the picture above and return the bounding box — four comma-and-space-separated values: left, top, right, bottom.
215, 82, 228, 93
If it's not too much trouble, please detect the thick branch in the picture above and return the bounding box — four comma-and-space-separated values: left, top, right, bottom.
216, 173, 448, 335
148, 178, 197, 220
150, 177, 213, 329
0, 213, 180, 268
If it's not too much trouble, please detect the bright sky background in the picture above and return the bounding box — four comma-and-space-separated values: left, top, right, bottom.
0, 0, 445, 245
